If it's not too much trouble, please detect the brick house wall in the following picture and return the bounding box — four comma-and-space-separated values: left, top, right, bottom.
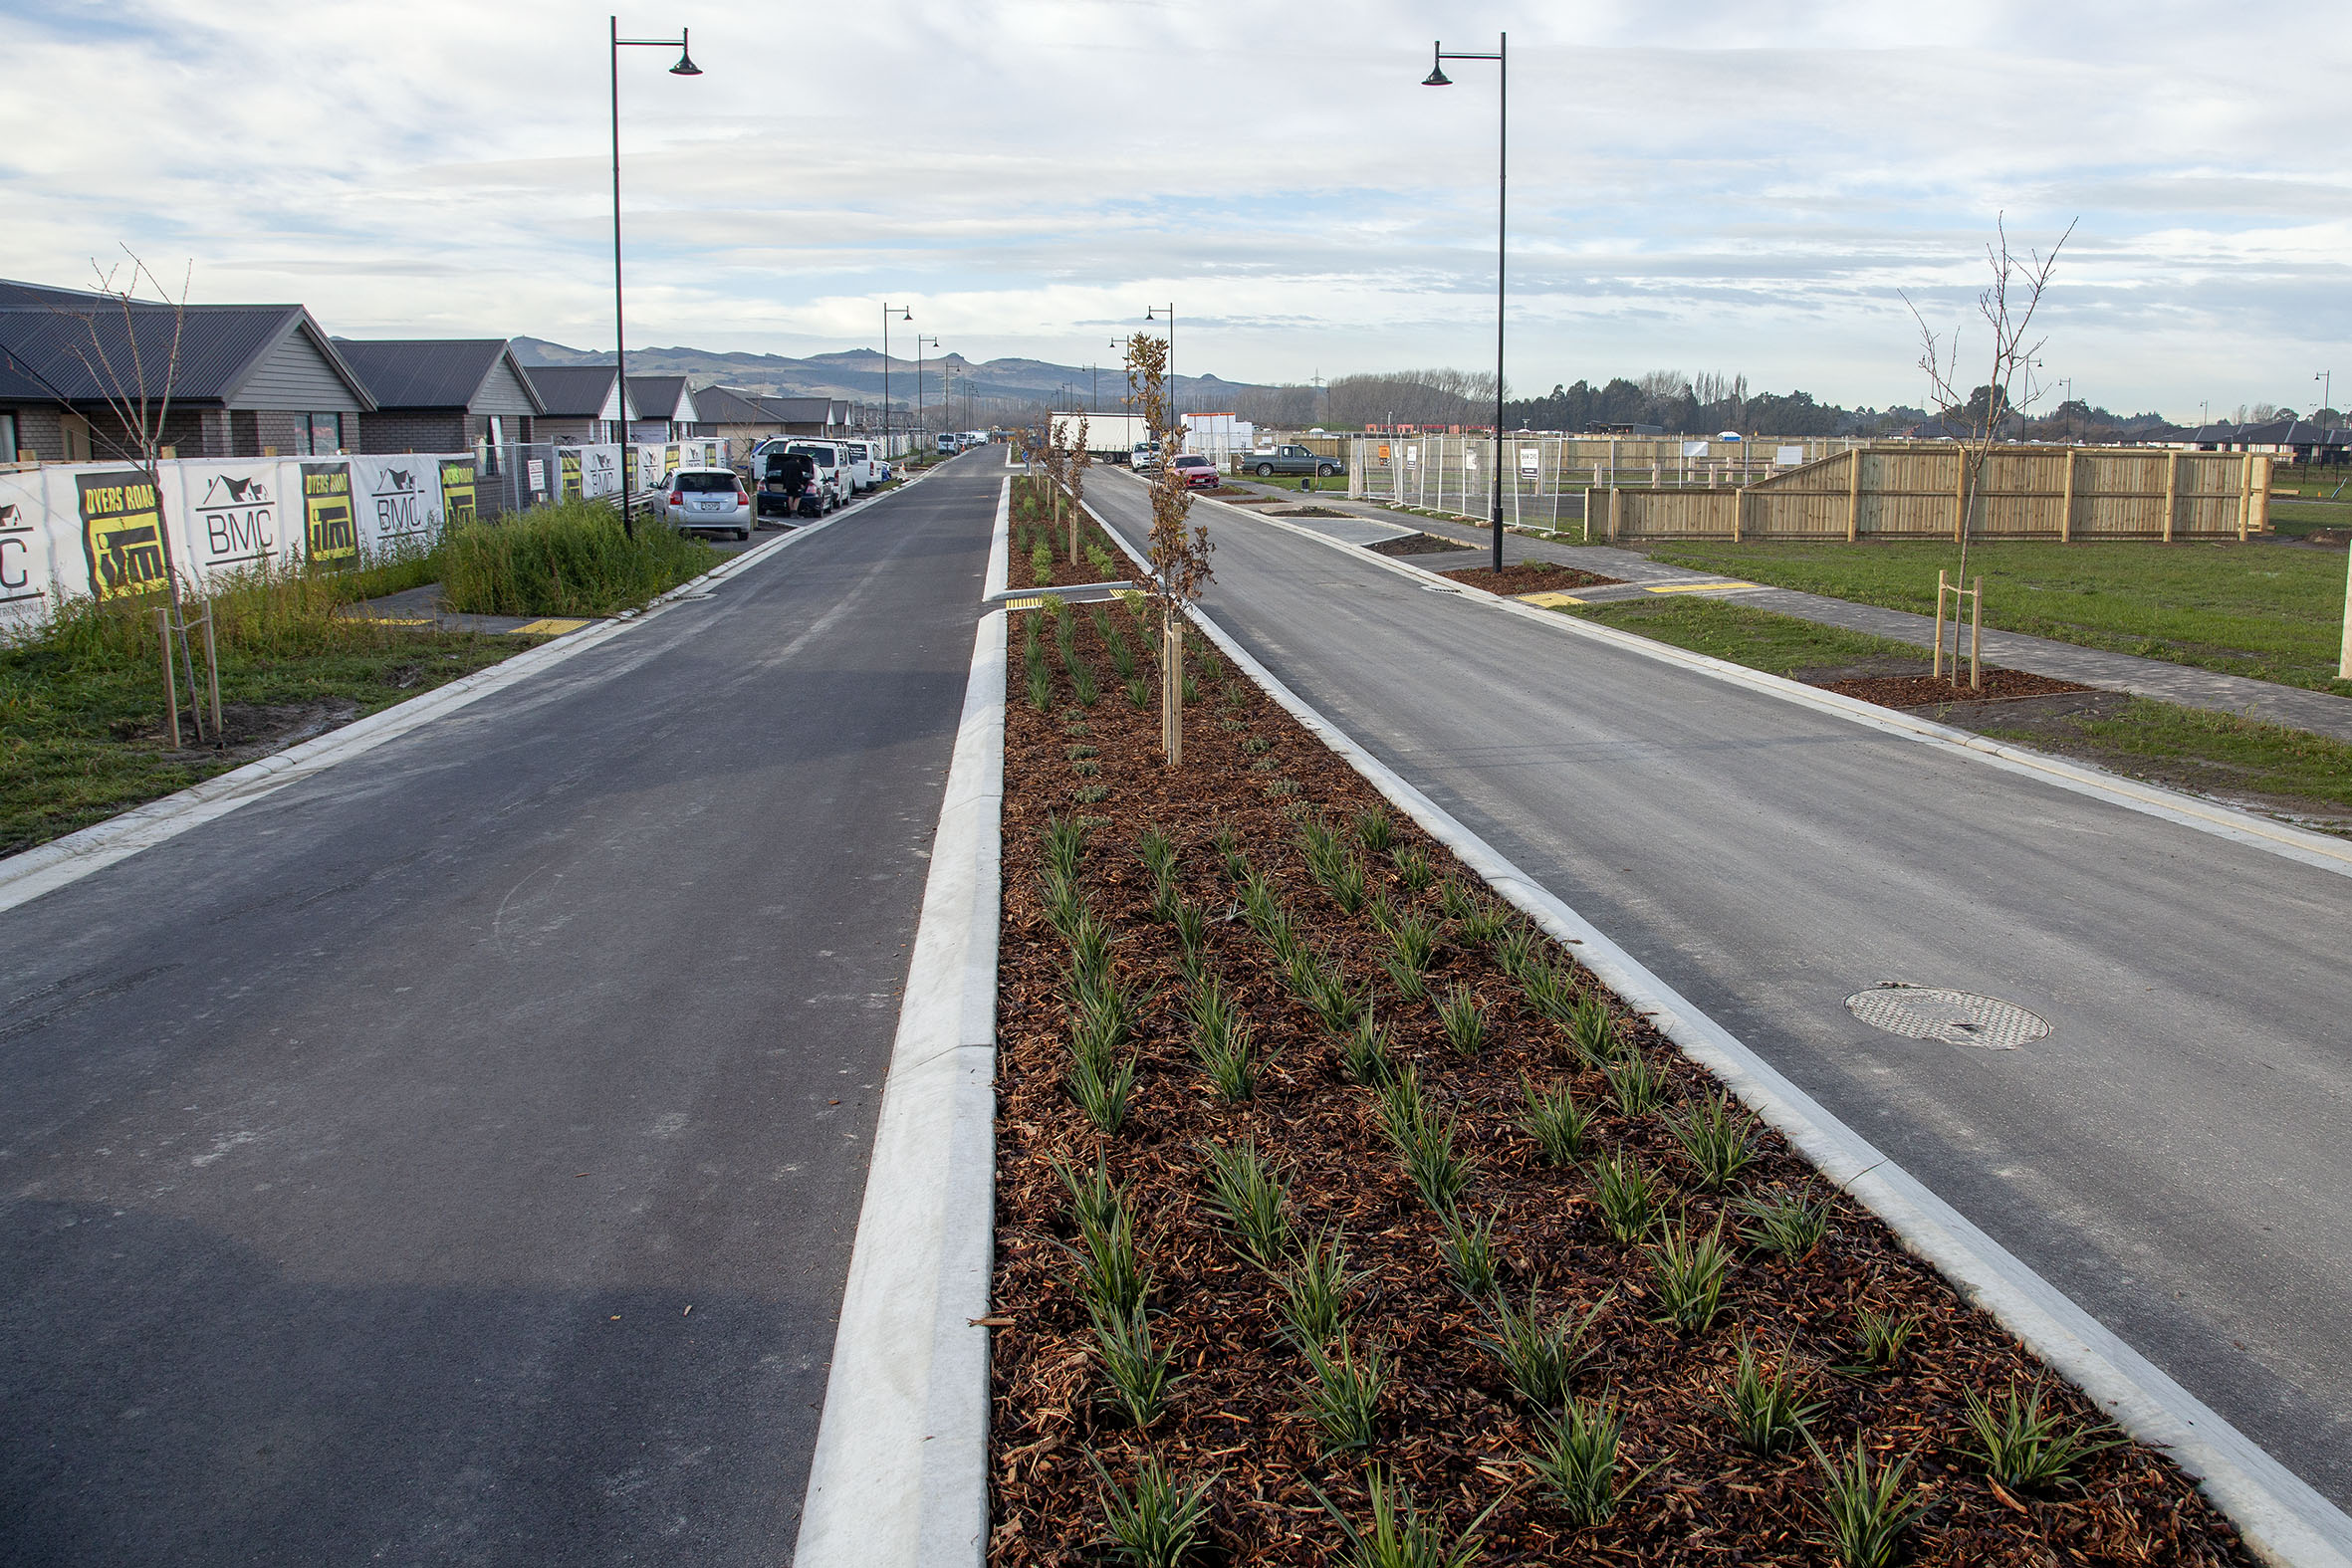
356, 409, 468, 454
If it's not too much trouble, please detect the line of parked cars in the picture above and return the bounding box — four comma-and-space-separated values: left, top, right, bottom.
662, 436, 901, 538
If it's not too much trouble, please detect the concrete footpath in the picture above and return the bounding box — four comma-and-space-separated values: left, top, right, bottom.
1232, 482, 2352, 745
0, 448, 1004, 1565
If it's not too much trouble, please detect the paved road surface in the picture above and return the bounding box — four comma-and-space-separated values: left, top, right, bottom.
0, 452, 1001, 1564
1094, 473, 2352, 1509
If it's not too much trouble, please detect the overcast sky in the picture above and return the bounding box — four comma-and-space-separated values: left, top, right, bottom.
4, 0, 2345, 419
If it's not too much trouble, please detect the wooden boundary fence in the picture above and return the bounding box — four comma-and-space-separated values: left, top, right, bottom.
1588, 447, 2272, 544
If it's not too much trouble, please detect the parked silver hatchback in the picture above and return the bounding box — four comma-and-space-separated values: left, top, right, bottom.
661, 466, 753, 540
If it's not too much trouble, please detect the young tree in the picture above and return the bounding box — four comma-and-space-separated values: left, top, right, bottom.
1903, 214, 2076, 677
1122, 331, 1213, 766
1064, 415, 1090, 565
43, 251, 213, 740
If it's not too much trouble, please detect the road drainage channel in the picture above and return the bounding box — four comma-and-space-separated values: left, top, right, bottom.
1846, 983, 2052, 1048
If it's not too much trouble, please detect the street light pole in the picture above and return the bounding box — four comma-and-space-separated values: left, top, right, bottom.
916, 335, 939, 443
1422, 33, 1507, 573
610, 15, 700, 535
2318, 370, 2333, 426
1145, 304, 1175, 448
882, 303, 910, 460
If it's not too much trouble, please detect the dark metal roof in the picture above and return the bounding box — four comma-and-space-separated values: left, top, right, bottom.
692, 385, 842, 424
626, 375, 690, 420
334, 338, 545, 414
524, 364, 630, 419
0, 277, 373, 409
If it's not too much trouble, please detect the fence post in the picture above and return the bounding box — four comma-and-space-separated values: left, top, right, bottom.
2163, 450, 2180, 544
1608, 487, 1622, 542
1845, 448, 1862, 542
1731, 487, 1744, 543
1970, 575, 1983, 691
1933, 569, 1948, 680
2237, 453, 2252, 542
1953, 450, 1968, 543
2059, 448, 2075, 543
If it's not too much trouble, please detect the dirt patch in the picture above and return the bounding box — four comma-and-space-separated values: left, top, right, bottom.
1441, 561, 1626, 595
1366, 532, 1477, 558
1818, 669, 2096, 707
990, 603, 2248, 1566
113, 698, 361, 761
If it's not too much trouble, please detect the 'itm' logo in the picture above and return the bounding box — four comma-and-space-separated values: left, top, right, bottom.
196, 473, 276, 565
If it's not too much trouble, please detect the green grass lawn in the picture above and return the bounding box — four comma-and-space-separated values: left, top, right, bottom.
1975, 699, 2352, 813
1564, 595, 2352, 815
1566, 595, 1927, 674
1644, 539, 2352, 695
2268, 499, 2352, 538
0, 622, 532, 855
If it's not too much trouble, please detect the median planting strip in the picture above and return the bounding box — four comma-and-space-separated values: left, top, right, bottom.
985, 595, 2261, 1566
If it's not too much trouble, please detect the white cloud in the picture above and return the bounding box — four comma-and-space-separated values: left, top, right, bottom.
0, 0, 2344, 416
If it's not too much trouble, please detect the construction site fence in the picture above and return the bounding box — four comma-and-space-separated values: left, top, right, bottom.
1590, 448, 2273, 543
1340, 436, 2274, 543
1344, 434, 1866, 530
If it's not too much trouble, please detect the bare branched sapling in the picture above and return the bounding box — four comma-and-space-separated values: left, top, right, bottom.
1900, 215, 2076, 683
1122, 331, 1213, 766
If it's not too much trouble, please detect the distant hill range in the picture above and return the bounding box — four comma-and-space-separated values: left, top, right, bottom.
513, 336, 1268, 414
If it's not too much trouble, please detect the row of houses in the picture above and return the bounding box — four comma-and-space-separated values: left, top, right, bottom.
2190, 419, 2352, 465
0, 278, 875, 468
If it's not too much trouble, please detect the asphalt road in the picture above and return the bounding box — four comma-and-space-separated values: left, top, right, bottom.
1092, 473, 2352, 1509
0, 449, 1001, 1565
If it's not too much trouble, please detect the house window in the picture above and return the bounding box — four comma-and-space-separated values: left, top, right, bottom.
303, 413, 343, 455
61, 412, 92, 462
485, 415, 506, 449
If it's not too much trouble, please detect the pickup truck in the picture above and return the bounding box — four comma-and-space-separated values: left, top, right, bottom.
1245, 444, 1342, 479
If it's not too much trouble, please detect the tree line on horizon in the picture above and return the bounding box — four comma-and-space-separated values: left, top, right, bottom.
1225, 366, 2204, 441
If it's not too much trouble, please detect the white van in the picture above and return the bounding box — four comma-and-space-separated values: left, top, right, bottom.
839, 440, 880, 492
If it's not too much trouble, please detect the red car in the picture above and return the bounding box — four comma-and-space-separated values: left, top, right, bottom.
1169, 453, 1219, 489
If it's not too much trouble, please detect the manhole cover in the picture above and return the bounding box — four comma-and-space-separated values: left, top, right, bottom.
1844, 985, 2050, 1049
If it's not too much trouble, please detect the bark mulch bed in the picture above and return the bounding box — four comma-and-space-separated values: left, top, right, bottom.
1441, 561, 1625, 596
1010, 479, 1126, 589
1820, 669, 2096, 708
1367, 532, 1477, 557
988, 600, 2247, 1566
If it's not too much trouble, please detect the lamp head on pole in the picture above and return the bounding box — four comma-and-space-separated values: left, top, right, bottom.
670, 28, 701, 74
1422, 43, 1452, 86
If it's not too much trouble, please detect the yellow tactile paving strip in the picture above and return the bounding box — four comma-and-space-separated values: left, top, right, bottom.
509, 618, 592, 636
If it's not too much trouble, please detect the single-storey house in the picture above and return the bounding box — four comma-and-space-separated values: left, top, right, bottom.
2198, 418, 2349, 464
525, 364, 633, 446
625, 377, 710, 442
335, 338, 545, 454
690, 386, 863, 445
0, 278, 375, 462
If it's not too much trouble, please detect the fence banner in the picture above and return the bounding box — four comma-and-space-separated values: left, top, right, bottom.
580, 445, 621, 499
346, 456, 443, 556
0, 468, 60, 624
173, 459, 296, 578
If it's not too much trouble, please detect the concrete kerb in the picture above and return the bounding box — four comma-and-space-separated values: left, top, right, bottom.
1154, 474, 2352, 882
983, 475, 1011, 599
793, 608, 1005, 1568
0, 467, 937, 917
1089, 478, 2352, 1564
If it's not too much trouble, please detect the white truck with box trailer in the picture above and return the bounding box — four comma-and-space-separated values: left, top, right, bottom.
1052, 412, 1153, 463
